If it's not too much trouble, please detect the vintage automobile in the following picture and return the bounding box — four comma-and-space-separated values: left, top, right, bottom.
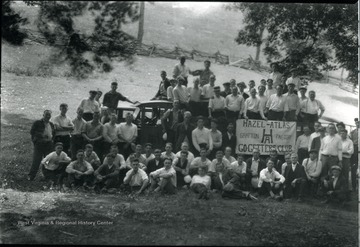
116, 100, 174, 149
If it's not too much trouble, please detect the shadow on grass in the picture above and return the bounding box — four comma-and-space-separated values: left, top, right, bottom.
331, 95, 358, 107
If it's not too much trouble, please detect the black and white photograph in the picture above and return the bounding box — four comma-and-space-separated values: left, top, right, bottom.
0, 1, 358, 245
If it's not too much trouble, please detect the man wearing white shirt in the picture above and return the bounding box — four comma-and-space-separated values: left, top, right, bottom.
230, 154, 247, 187
284, 82, 300, 121
190, 166, 212, 200
208, 86, 226, 119
244, 88, 261, 120
173, 142, 195, 166
173, 56, 191, 86
302, 149, 322, 197
190, 148, 212, 176
142, 143, 155, 167
71, 108, 86, 160
300, 91, 325, 132
118, 113, 138, 159
78, 90, 101, 121
320, 123, 343, 180
161, 142, 176, 161
167, 79, 177, 102
224, 147, 236, 164
225, 86, 244, 121
285, 69, 301, 92
257, 85, 268, 120
259, 159, 285, 200
192, 116, 213, 156
123, 159, 149, 195
102, 113, 120, 156
173, 76, 190, 109
52, 103, 74, 156
201, 74, 216, 99
339, 129, 354, 189
269, 63, 282, 88
149, 158, 177, 194
264, 79, 277, 98
209, 151, 230, 174
266, 85, 288, 121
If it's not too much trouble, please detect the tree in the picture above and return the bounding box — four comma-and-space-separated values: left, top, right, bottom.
137, 1, 145, 44
2, 0, 28, 45
226, 3, 358, 82
25, 1, 140, 79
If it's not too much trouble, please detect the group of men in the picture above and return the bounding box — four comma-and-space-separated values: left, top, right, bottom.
27, 57, 358, 204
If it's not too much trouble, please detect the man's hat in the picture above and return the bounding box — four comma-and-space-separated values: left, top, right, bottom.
55, 142, 63, 147
354, 118, 358, 122
111, 81, 118, 86
223, 82, 230, 86
299, 85, 307, 91
331, 165, 341, 172
160, 70, 166, 75
287, 81, 295, 86
290, 68, 297, 73
177, 76, 185, 82
237, 81, 247, 88
89, 90, 98, 94
214, 86, 221, 90
309, 149, 318, 154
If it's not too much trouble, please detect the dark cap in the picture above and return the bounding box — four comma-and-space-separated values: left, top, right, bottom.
55, 142, 63, 147
299, 85, 307, 91
331, 165, 341, 172
237, 81, 247, 88
89, 90, 98, 94
111, 81, 118, 86
223, 82, 230, 86
214, 86, 221, 90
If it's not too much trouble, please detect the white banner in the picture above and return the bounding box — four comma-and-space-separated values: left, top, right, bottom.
236, 119, 297, 155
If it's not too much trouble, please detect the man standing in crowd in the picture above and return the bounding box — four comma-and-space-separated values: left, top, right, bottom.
266, 85, 288, 121
350, 118, 358, 191
264, 79, 276, 99
82, 111, 103, 161
284, 82, 300, 121
162, 101, 184, 145
319, 123, 342, 181
118, 113, 138, 159
190, 148, 212, 176
220, 82, 232, 98
302, 149, 322, 197
269, 62, 282, 88
102, 113, 120, 157
175, 112, 195, 151
173, 76, 189, 109
339, 129, 354, 191
247, 80, 256, 94
202, 75, 216, 113
188, 79, 202, 116
296, 126, 311, 165
52, 103, 74, 156
283, 153, 307, 202
258, 159, 285, 200
28, 110, 55, 181
237, 81, 249, 100
208, 86, 226, 119
103, 81, 134, 115
225, 86, 244, 122
209, 119, 223, 159
173, 56, 191, 86
300, 91, 325, 132
244, 88, 261, 120
146, 149, 164, 175
192, 116, 213, 156
257, 84, 268, 120
153, 71, 170, 100
78, 90, 101, 121
71, 107, 86, 160
167, 79, 177, 102
286, 68, 301, 92
191, 59, 214, 85
173, 142, 195, 165
222, 123, 237, 156
308, 122, 322, 151
310, 126, 326, 154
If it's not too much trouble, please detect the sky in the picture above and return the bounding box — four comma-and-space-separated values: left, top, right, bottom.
167, 1, 224, 15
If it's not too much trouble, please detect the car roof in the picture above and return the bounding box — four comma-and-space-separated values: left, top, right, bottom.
117, 100, 173, 110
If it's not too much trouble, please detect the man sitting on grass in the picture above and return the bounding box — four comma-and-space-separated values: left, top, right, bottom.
229, 154, 247, 188
173, 150, 191, 189
65, 149, 94, 191
212, 163, 257, 200
94, 153, 120, 193
189, 148, 212, 177
322, 165, 348, 204
146, 149, 164, 175
83, 144, 101, 170
122, 159, 149, 195
190, 165, 211, 200
258, 159, 285, 201
149, 158, 177, 195
40, 142, 71, 190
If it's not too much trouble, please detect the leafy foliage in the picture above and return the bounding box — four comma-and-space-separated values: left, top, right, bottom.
226, 3, 357, 83
2, 0, 28, 45
26, 1, 140, 79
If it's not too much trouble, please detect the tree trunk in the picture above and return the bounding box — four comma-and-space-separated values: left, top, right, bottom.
255, 27, 265, 61
137, 1, 145, 44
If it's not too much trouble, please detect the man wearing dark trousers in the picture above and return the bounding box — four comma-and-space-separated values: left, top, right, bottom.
284, 153, 307, 202
28, 110, 55, 181
52, 103, 74, 156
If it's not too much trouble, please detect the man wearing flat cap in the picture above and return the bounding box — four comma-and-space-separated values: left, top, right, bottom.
322, 165, 348, 204
220, 82, 232, 97
302, 149, 322, 197
237, 81, 249, 100
78, 90, 101, 121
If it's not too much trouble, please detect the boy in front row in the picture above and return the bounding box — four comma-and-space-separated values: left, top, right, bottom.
65, 149, 94, 190
149, 158, 177, 195
94, 153, 120, 193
